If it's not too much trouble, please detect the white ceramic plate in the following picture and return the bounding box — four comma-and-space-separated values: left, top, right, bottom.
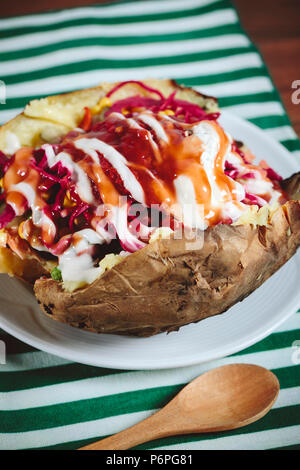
0, 111, 299, 370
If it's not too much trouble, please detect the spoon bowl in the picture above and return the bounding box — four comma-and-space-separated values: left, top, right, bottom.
169, 363, 279, 433
79, 363, 279, 450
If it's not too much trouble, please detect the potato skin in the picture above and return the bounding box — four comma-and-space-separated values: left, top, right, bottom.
281, 172, 300, 200
34, 199, 300, 337
0, 246, 50, 284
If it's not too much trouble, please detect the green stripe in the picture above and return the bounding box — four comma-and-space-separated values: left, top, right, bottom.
0, 2, 230, 38
219, 91, 278, 107
281, 140, 300, 152
178, 67, 269, 86
275, 366, 300, 389
0, 365, 298, 432
249, 115, 291, 129
0, 24, 243, 62
0, 46, 256, 85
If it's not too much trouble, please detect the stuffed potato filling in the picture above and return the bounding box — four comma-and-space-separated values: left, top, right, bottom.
0, 81, 287, 288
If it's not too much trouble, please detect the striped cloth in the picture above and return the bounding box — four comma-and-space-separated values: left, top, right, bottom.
0, 0, 299, 450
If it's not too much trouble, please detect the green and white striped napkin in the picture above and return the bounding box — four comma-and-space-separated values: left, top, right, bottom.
0, 0, 299, 450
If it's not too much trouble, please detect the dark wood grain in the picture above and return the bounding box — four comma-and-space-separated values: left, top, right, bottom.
0, 0, 299, 135
232, 0, 300, 136
0, 0, 112, 16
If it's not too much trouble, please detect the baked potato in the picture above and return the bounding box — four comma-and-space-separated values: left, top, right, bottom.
0, 79, 299, 337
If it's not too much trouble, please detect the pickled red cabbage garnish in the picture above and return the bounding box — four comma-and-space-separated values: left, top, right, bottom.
105, 80, 220, 123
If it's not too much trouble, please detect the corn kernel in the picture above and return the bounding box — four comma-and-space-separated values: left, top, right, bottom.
159, 110, 175, 116
41, 192, 50, 201
18, 221, 26, 239
63, 191, 76, 207
91, 97, 112, 115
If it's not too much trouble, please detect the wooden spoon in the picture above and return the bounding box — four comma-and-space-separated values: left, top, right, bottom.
78, 363, 279, 450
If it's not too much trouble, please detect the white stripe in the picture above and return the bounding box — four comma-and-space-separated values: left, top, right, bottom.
292, 150, 300, 159
265, 126, 298, 142
154, 425, 300, 450
0, 387, 298, 450
275, 387, 300, 409
0, 0, 222, 29
3, 53, 262, 100
0, 347, 296, 411
0, 9, 238, 53
0, 35, 250, 77
223, 101, 285, 118
196, 76, 273, 97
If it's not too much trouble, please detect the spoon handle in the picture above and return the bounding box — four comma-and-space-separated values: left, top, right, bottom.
78, 409, 172, 450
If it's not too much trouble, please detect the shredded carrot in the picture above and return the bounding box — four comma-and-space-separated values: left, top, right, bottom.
79, 107, 92, 131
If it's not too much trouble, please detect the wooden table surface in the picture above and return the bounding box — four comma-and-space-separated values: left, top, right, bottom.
1, 0, 299, 136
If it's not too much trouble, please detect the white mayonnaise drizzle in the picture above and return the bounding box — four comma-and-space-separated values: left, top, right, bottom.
138, 113, 169, 142
112, 205, 146, 252
10, 182, 36, 209
192, 121, 245, 222
108, 112, 126, 121
226, 145, 282, 203
174, 175, 207, 230
43, 145, 95, 204
9, 181, 56, 242
58, 228, 106, 284
58, 211, 145, 285
8, 181, 35, 217
109, 112, 159, 151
